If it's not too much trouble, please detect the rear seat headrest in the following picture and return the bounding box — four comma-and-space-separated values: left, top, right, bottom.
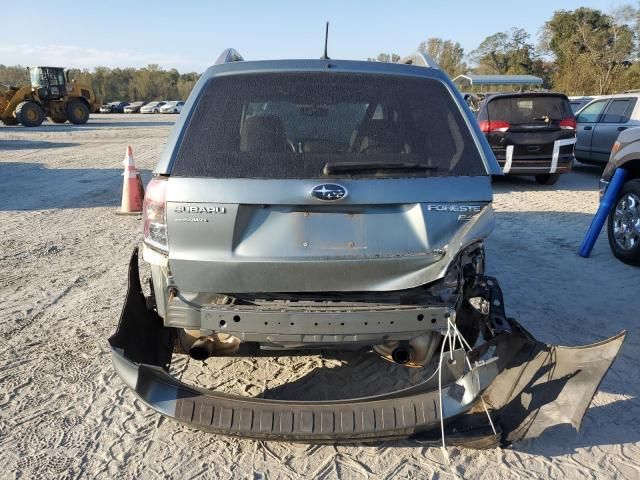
352, 119, 404, 153
240, 115, 289, 152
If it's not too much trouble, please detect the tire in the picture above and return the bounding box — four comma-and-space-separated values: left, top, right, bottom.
15, 101, 45, 127
0, 117, 18, 126
50, 112, 67, 124
534, 173, 560, 185
607, 179, 640, 266
66, 100, 90, 124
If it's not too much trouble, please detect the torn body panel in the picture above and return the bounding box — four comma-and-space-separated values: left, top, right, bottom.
481, 328, 626, 444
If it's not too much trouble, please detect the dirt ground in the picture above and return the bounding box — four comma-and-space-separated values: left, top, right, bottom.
0, 114, 638, 479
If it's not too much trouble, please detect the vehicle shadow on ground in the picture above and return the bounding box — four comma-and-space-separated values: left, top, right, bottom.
259, 349, 435, 401
0, 162, 151, 210
504, 399, 640, 456
0, 120, 173, 132
0, 139, 80, 150
86, 121, 175, 128
383, 399, 640, 456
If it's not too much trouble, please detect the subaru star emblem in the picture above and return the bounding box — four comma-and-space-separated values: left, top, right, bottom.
311, 183, 348, 201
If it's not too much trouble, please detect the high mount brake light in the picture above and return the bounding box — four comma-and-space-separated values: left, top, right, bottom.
479, 120, 510, 133
143, 177, 168, 252
559, 117, 577, 130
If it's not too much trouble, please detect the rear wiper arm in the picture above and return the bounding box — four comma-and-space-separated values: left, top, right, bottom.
323, 161, 438, 175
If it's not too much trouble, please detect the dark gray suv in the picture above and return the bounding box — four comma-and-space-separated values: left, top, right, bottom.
108, 49, 625, 444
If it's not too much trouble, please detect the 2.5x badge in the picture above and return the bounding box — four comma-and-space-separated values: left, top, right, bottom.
426, 204, 483, 221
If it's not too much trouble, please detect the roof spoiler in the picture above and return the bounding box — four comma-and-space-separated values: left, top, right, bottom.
397, 52, 439, 69
215, 48, 244, 65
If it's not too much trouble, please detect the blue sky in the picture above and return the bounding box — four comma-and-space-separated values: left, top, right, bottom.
0, 0, 632, 72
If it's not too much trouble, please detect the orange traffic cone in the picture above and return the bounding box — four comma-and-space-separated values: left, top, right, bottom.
116, 146, 145, 215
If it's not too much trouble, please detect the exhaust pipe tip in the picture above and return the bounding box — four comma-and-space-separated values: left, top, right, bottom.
189, 338, 214, 361
189, 346, 210, 361
391, 346, 415, 365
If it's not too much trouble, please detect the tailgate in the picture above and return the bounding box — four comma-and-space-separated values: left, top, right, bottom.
165, 177, 493, 293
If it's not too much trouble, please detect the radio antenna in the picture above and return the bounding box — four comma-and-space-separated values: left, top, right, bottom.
321, 22, 330, 59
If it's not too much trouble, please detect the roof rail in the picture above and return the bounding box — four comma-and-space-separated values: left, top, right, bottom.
397, 52, 439, 69
215, 48, 244, 65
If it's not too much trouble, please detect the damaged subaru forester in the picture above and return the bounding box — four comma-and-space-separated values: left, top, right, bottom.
109, 49, 625, 446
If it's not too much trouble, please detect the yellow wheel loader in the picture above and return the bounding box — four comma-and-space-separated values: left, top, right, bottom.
0, 66, 101, 127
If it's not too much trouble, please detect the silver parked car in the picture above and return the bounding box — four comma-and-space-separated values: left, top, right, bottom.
140, 101, 167, 114
159, 101, 184, 114
108, 49, 625, 444
576, 93, 640, 163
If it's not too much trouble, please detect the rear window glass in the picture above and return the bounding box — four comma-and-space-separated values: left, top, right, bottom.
482, 95, 573, 125
171, 72, 486, 178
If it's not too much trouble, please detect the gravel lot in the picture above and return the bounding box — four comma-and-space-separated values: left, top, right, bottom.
0, 114, 638, 479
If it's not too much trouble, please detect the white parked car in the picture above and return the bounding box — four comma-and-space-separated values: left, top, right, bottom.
140, 101, 167, 114
159, 101, 185, 114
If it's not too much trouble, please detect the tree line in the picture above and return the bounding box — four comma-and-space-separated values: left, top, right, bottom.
374, 6, 640, 95
1, 6, 639, 100
0, 64, 199, 103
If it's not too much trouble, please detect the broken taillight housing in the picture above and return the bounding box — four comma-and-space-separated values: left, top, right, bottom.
559, 117, 577, 130
143, 177, 168, 252
479, 120, 510, 133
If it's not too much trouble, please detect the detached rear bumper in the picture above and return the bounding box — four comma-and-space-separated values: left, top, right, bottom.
109, 248, 505, 442
111, 346, 498, 442
109, 248, 626, 445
